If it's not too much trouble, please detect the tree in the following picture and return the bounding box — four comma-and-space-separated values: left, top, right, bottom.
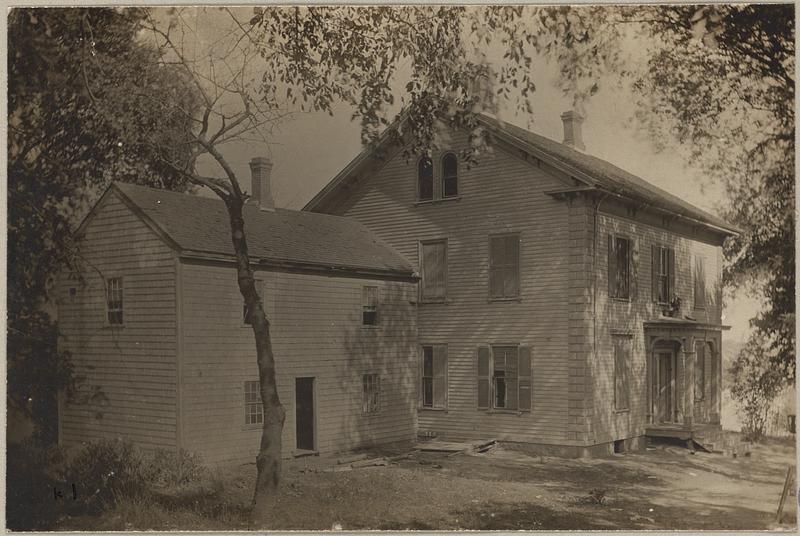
122, 6, 556, 525
729, 336, 786, 440
7, 7, 198, 442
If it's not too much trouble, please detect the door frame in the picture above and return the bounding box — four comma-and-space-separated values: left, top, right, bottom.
294, 376, 317, 452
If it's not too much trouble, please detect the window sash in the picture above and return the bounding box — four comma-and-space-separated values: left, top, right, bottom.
244, 381, 263, 425
418, 157, 434, 201
421, 345, 446, 408
362, 286, 379, 325
442, 153, 458, 198
489, 235, 520, 298
106, 278, 124, 325
492, 346, 519, 410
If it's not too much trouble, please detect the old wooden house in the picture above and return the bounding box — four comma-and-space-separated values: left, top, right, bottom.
57, 160, 418, 465
305, 111, 739, 456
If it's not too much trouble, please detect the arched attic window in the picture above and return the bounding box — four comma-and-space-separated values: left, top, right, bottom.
418, 156, 434, 201
442, 153, 458, 198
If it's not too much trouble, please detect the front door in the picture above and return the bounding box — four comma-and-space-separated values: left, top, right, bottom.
656, 351, 676, 423
295, 377, 315, 451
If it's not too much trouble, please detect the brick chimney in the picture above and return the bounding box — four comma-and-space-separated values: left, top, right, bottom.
249, 157, 274, 211
560, 110, 585, 151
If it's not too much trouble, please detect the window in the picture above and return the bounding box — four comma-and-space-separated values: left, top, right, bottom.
442, 153, 458, 198
421, 345, 447, 409
489, 234, 520, 299
695, 341, 706, 401
243, 279, 264, 325
477, 345, 532, 411
613, 336, 631, 411
106, 277, 123, 325
362, 374, 380, 414
652, 245, 675, 303
608, 235, 632, 299
417, 157, 434, 201
420, 240, 447, 301
694, 256, 706, 309
244, 380, 263, 425
362, 286, 379, 325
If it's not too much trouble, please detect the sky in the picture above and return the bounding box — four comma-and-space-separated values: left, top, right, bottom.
167, 7, 761, 346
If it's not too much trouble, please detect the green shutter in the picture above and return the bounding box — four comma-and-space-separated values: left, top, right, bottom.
518, 346, 532, 411
477, 346, 491, 409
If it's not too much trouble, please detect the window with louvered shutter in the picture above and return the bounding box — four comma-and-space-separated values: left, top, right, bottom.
694, 256, 706, 309
422, 345, 447, 409
608, 235, 631, 299
652, 245, 675, 303
489, 234, 520, 299
613, 336, 631, 411
420, 240, 447, 301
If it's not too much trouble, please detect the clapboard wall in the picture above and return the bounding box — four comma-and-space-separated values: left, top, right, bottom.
57, 192, 179, 451
314, 129, 580, 446
178, 261, 418, 465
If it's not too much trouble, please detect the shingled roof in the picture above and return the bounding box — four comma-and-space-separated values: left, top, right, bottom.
477, 115, 738, 235
104, 182, 414, 278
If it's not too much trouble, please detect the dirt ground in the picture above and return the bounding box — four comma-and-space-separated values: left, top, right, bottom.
61, 437, 797, 531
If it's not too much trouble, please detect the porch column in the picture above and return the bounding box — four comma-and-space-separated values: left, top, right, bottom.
683, 337, 695, 428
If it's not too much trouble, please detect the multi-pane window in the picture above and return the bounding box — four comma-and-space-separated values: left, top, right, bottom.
362, 286, 379, 325
489, 234, 520, 299
442, 153, 458, 198
695, 341, 706, 401
243, 279, 264, 325
418, 157, 434, 201
613, 336, 631, 411
477, 345, 532, 411
694, 256, 707, 309
106, 277, 124, 325
608, 236, 632, 299
420, 240, 447, 301
421, 345, 447, 409
652, 245, 675, 303
244, 380, 263, 425
362, 373, 380, 414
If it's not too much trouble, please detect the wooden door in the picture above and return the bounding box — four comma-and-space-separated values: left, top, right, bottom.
657, 351, 676, 423
295, 377, 315, 451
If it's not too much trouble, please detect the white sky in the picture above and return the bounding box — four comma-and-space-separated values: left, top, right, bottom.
169, 7, 760, 346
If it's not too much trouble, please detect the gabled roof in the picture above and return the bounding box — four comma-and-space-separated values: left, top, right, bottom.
304, 113, 739, 237
88, 182, 415, 278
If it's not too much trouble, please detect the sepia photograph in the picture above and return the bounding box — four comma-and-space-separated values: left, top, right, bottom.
6, 3, 796, 532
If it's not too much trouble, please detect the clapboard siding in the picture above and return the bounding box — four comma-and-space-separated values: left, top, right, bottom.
317, 129, 576, 445
591, 209, 723, 443
179, 261, 417, 465
57, 192, 178, 451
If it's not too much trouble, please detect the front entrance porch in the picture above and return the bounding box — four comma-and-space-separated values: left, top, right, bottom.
644, 319, 726, 441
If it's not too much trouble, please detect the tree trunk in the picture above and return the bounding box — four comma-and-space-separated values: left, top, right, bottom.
224, 196, 286, 526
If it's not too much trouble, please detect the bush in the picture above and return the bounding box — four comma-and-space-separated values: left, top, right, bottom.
730, 336, 786, 441
60, 439, 152, 514
6, 439, 68, 530
148, 448, 207, 487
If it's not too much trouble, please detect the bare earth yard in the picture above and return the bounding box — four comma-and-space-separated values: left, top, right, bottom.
62, 437, 796, 531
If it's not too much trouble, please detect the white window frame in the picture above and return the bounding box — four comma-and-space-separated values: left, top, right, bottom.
244, 380, 263, 427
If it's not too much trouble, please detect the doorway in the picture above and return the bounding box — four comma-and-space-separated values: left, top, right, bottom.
295, 377, 315, 451
656, 350, 677, 423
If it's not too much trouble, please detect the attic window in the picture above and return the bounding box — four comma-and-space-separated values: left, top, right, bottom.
442, 153, 458, 198
418, 157, 434, 201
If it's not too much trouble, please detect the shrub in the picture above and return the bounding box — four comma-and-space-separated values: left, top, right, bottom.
60, 438, 151, 514
148, 448, 207, 487
730, 337, 786, 441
